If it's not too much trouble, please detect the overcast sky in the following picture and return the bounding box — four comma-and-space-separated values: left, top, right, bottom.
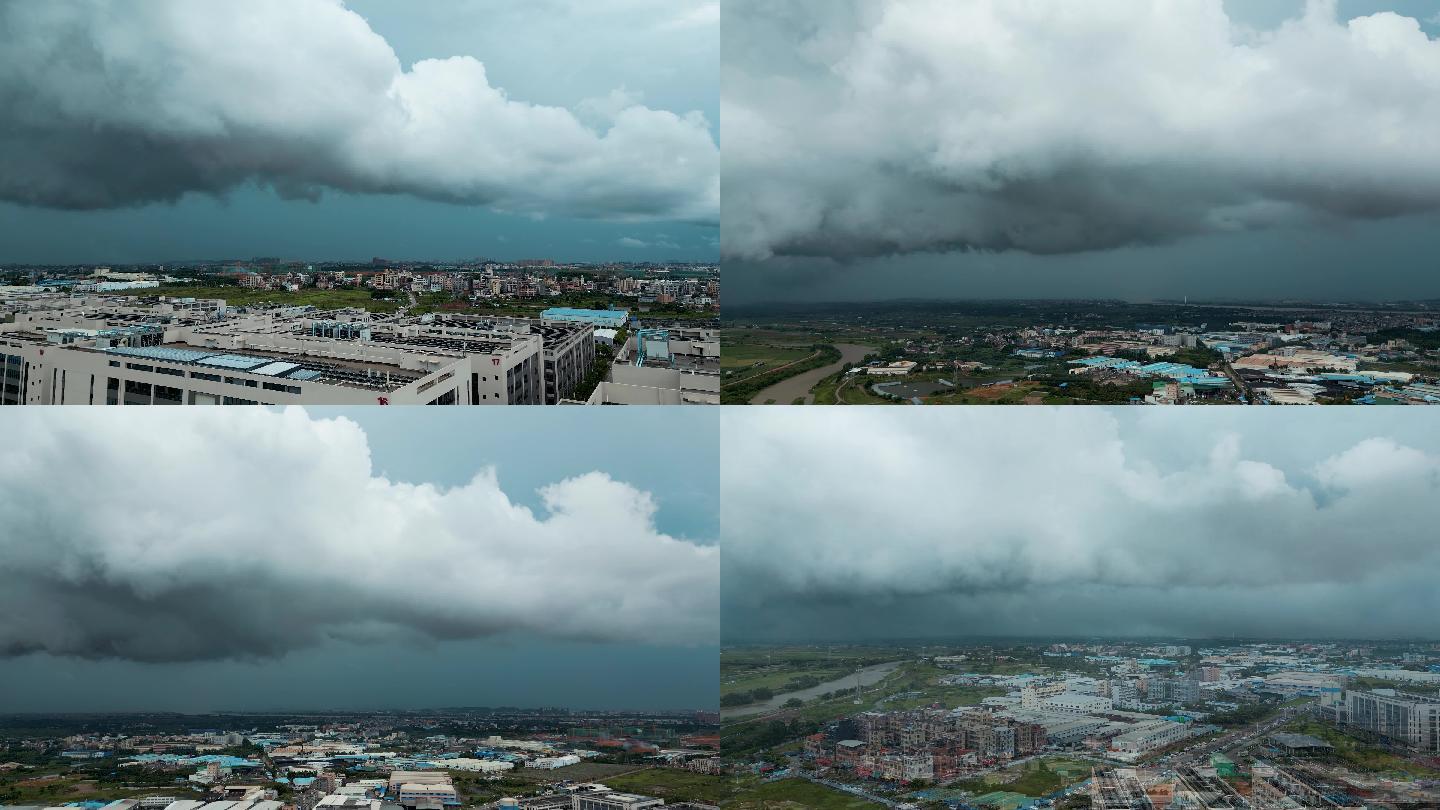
0, 408, 718, 713
724, 0, 1440, 304
722, 408, 1440, 643
0, 0, 719, 265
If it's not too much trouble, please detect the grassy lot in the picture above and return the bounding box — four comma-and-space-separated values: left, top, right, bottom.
727, 777, 881, 809
452, 764, 650, 805
722, 646, 911, 670
722, 667, 851, 699
987, 758, 1091, 797
870, 662, 1008, 710
1282, 719, 1440, 779
115, 284, 703, 323
0, 773, 195, 805
923, 381, 1047, 404
114, 284, 401, 313
598, 768, 734, 804
720, 336, 862, 403
721, 340, 813, 373
882, 685, 1006, 711
500, 762, 641, 784
721, 649, 912, 706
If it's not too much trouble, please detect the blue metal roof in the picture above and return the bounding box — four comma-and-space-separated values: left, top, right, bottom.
540, 307, 629, 326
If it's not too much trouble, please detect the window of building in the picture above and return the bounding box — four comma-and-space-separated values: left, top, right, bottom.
152, 385, 183, 405
123, 379, 150, 405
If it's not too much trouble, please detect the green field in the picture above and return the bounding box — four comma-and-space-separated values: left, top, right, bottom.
970, 790, 1036, 810
727, 777, 881, 809
114, 284, 707, 323
722, 667, 850, 699
499, 762, 641, 784
973, 758, 1092, 797
114, 284, 402, 313
721, 646, 915, 703
0, 773, 199, 805
721, 341, 812, 372
451, 764, 646, 805
598, 768, 733, 803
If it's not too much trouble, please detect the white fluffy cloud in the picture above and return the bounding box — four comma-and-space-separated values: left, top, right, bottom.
722, 0, 1440, 260
0, 0, 718, 222
0, 409, 717, 662
721, 409, 1440, 639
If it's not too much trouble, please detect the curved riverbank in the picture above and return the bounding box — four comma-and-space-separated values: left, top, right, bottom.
748, 343, 875, 404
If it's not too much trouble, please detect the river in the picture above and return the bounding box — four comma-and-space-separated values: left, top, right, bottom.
723, 660, 903, 719
748, 343, 876, 405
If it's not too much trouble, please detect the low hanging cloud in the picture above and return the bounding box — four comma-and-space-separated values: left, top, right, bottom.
0, 0, 718, 222
0, 409, 717, 663
722, 0, 1440, 260
721, 409, 1440, 640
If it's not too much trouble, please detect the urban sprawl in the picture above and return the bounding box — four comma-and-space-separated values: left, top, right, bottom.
0, 709, 722, 810
724, 301, 1440, 405
720, 642, 1440, 808
0, 259, 719, 405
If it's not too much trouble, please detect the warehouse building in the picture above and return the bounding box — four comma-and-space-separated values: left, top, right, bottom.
1342, 689, 1440, 754
1108, 720, 1189, 760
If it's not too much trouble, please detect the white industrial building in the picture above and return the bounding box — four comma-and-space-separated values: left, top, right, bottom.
442, 758, 514, 773
1, 297, 715, 406
1107, 719, 1189, 760
1039, 693, 1114, 715
527, 755, 582, 770
1343, 689, 1440, 754
1, 303, 545, 405
573, 794, 663, 810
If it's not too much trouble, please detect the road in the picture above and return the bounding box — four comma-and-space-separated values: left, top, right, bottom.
1220, 357, 1254, 403
748, 343, 875, 404
1166, 704, 1311, 768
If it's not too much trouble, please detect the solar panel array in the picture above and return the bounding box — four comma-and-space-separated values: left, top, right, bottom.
194, 354, 272, 371
251, 361, 301, 377
105, 346, 214, 363
101, 346, 379, 387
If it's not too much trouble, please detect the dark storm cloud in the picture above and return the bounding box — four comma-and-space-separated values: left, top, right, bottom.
722, 0, 1440, 261
0, 0, 717, 222
0, 409, 718, 663
720, 409, 1440, 641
